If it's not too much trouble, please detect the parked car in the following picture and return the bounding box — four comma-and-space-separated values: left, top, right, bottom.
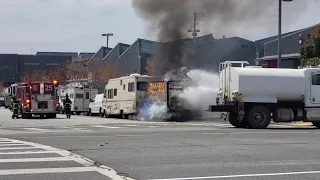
88, 94, 103, 116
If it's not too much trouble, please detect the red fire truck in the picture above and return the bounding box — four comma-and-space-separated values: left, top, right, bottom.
9, 80, 60, 119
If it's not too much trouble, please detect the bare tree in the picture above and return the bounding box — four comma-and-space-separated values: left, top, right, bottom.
145, 57, 157, 76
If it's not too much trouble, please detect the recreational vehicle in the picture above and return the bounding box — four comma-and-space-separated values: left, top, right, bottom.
64, 86, 98, 115
101, 74, 159, 119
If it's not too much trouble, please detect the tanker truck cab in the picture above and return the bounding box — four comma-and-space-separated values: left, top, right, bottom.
209, 61, 320, 129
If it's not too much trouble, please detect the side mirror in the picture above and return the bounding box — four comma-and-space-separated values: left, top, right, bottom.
90, 99, 94, 102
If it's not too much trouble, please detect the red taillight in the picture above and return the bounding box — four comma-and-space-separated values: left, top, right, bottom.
25, 99, 31, 108
30, 109, 33, 112
56, 103, 60, 107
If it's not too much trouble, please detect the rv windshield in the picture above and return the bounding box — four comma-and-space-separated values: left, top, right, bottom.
137, 82, 148, 91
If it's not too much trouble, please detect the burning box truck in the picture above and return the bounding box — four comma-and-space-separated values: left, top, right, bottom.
145, 68, 201, 121
208, 61, 320, 129
9, 80, 60, 119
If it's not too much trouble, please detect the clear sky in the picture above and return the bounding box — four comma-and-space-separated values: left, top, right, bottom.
1, 0, 319, 54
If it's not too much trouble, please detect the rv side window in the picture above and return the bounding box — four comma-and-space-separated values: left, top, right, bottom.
76, 94, 84, 98
114, 89, 117, 96
123, 84, 126, 90
108, 89, 113, 99
137, 82, 148, 91
312, 74, 320, 85
85, 92, 90, 99
70, 94, 74, 98
104, 89, 107, 98
128, 82, 135, 92
120, 80, 122, 85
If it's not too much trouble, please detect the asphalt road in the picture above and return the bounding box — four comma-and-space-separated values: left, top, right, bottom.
0, 108, 320, 180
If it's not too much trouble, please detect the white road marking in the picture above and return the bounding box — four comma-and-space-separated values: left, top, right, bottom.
116, 134, 162, 137
0, 138, 134, 179
0, 143, 26, 147
23, 128, 62, 132
92, 125, 124, 129
71, 128, 92, 132
0, 141, 23, 144
148, 170, 320, 180
0, 157, 71, 163
0, 167, 97, 175
200, 133, 227, 135
0, 147, 38, 150
233, 131, 309, 134
0, 150, 62, 155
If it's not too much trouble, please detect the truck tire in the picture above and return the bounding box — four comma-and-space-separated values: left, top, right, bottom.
312, 122, 320, 128
76, 112, 81, 115
246, 105, 271, 129
228, 112, 246, 128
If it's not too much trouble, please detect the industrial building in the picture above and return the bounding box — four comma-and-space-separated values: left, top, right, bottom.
0, 52, 94, 86
87, 23, 320, 75
1, 23, 319, 85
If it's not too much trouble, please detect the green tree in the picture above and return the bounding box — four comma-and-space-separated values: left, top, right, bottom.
300, 26, 320, 67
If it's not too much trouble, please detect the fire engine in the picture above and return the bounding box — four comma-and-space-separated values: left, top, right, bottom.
9, 80, 60, 119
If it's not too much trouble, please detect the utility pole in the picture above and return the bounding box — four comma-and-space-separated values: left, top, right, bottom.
102, 33, 113, 48
188, 12, 204, 69
278, 0, 293, 68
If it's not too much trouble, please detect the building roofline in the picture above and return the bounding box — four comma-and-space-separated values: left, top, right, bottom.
87, 46, 108, 64
119, 38, 141, 58
102, 44, 120, 61
264, 23, 320, 45
255, 53, 300, 61
119, 38, 157, 59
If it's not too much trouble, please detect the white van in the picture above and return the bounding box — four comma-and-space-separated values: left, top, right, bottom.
101, 74, 159, 119
64, 87, 98, 115
88, 94, 103, 116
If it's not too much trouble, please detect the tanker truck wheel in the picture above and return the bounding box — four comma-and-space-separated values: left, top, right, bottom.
228, 112, 246, 128
247, 105, 271, 129
312, 122, 320, 128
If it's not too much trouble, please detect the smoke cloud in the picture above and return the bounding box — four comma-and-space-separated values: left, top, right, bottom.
179, 70, 219, 111
132, 0, 308, 40
132, 0, 308, 74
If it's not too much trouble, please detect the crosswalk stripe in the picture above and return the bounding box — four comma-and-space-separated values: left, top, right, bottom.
0, 167, 97, 175
0, 144, 26, 147
0, 157, 71, 163
0, 147, 38, 150
0, 138, 134, 179
0, 150, 63, 155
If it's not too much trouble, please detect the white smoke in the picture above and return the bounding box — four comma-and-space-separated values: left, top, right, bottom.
138, 69, 219, 121
179, 70, 219, 112
139, 101, 170, 121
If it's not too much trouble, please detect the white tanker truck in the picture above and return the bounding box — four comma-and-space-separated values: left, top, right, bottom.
208, 61, 320, 129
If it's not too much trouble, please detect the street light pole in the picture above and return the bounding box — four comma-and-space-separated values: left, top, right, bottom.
188, 12, 204, 69
102, 33, 114, 48
277, 0, 282, 68
278, 0, 293, 68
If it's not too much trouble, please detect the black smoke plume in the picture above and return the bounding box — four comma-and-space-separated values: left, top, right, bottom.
132, 0, 309, 75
